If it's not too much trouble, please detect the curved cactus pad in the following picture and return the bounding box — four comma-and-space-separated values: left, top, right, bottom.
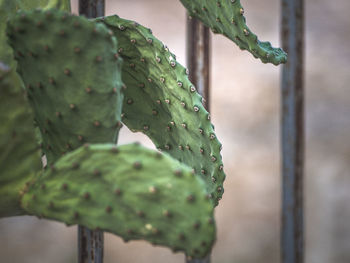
0, 63, 41, 217
7, 9, 124, 164
179, 0, 287, 65
21, 143, 216, 258
99, 15, 225, 206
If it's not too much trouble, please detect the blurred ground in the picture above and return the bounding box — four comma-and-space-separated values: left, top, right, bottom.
1, 0, 349, 262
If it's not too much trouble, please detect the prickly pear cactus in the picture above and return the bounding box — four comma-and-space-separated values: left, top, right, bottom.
0, 0, 289, 258
179, 0, 287, 65
22, 143, 215, 257
0, 63, 41, 217
5, 9, 218, 258
6, 9, 124, 164
99, 15, 225, 206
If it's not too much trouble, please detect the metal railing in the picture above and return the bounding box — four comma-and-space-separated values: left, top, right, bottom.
281, 1, 304, 263
77, 1, 305, 262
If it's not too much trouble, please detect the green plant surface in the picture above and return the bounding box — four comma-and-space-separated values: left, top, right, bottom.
179, 0, 287, 65
18, 0, 71, 11
7, 9, 124, 165
0, 0, 71, 91
21, 143, 216, 258
0, 63, 41, 217
99, 15, 225, 206
6, 10, 218, 257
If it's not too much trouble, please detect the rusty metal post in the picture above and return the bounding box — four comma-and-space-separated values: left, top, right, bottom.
186, 15, 211, 263
78, 1, 105, 263
280, 0, 304, 263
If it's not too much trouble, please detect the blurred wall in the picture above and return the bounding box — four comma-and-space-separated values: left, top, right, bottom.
1, 0, 349, 262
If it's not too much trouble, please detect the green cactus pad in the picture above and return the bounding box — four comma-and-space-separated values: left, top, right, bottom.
0, 2, 69, 217
0, 63, 41, 217
0, 0, 17, 66
0, 0, 71, 88
21, 143, 216, 258
99, 15, 225, 206
7, 10, 124, 164
0, 0, 71, 65
179, 0, 287, 65
19, 0, 71, 11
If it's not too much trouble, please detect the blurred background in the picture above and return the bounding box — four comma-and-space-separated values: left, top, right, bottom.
1, 0, 349, 262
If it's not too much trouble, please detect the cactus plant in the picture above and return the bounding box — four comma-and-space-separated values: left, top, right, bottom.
179, 0, 287, 65
0, 0, 286, 260
0, 62, 41, 217
6, 9, 124, 164
0, 0, 70, 94
98, 15, 225, 206
22, 143, 215, 257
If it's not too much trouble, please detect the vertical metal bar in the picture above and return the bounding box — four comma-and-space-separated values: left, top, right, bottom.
79, 0, 105, 18
78, 227, 104, 263
186, 15, 211, 263
186, 16, 210, 110
280, 0, 304, 263
186, 257, 211, 263
78, 1, 105, 263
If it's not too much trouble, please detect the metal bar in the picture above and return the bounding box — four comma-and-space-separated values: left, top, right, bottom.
186, 256, 211, 263
280, 0, 304, 263
186, 16, 210, 110
186, 15, 211, 263
79, 0, 105, 18
78, 227, 104, 263
78, 1, 105, 263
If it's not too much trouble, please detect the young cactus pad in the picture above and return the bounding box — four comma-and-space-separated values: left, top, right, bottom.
7, 9, 124, 164
179, 0, 287, 65
0, 63, 41, 217
99, 15, 225, 206
21, 143, 216, 258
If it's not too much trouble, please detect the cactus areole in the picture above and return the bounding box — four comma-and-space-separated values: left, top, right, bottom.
0, 0, 286, 260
